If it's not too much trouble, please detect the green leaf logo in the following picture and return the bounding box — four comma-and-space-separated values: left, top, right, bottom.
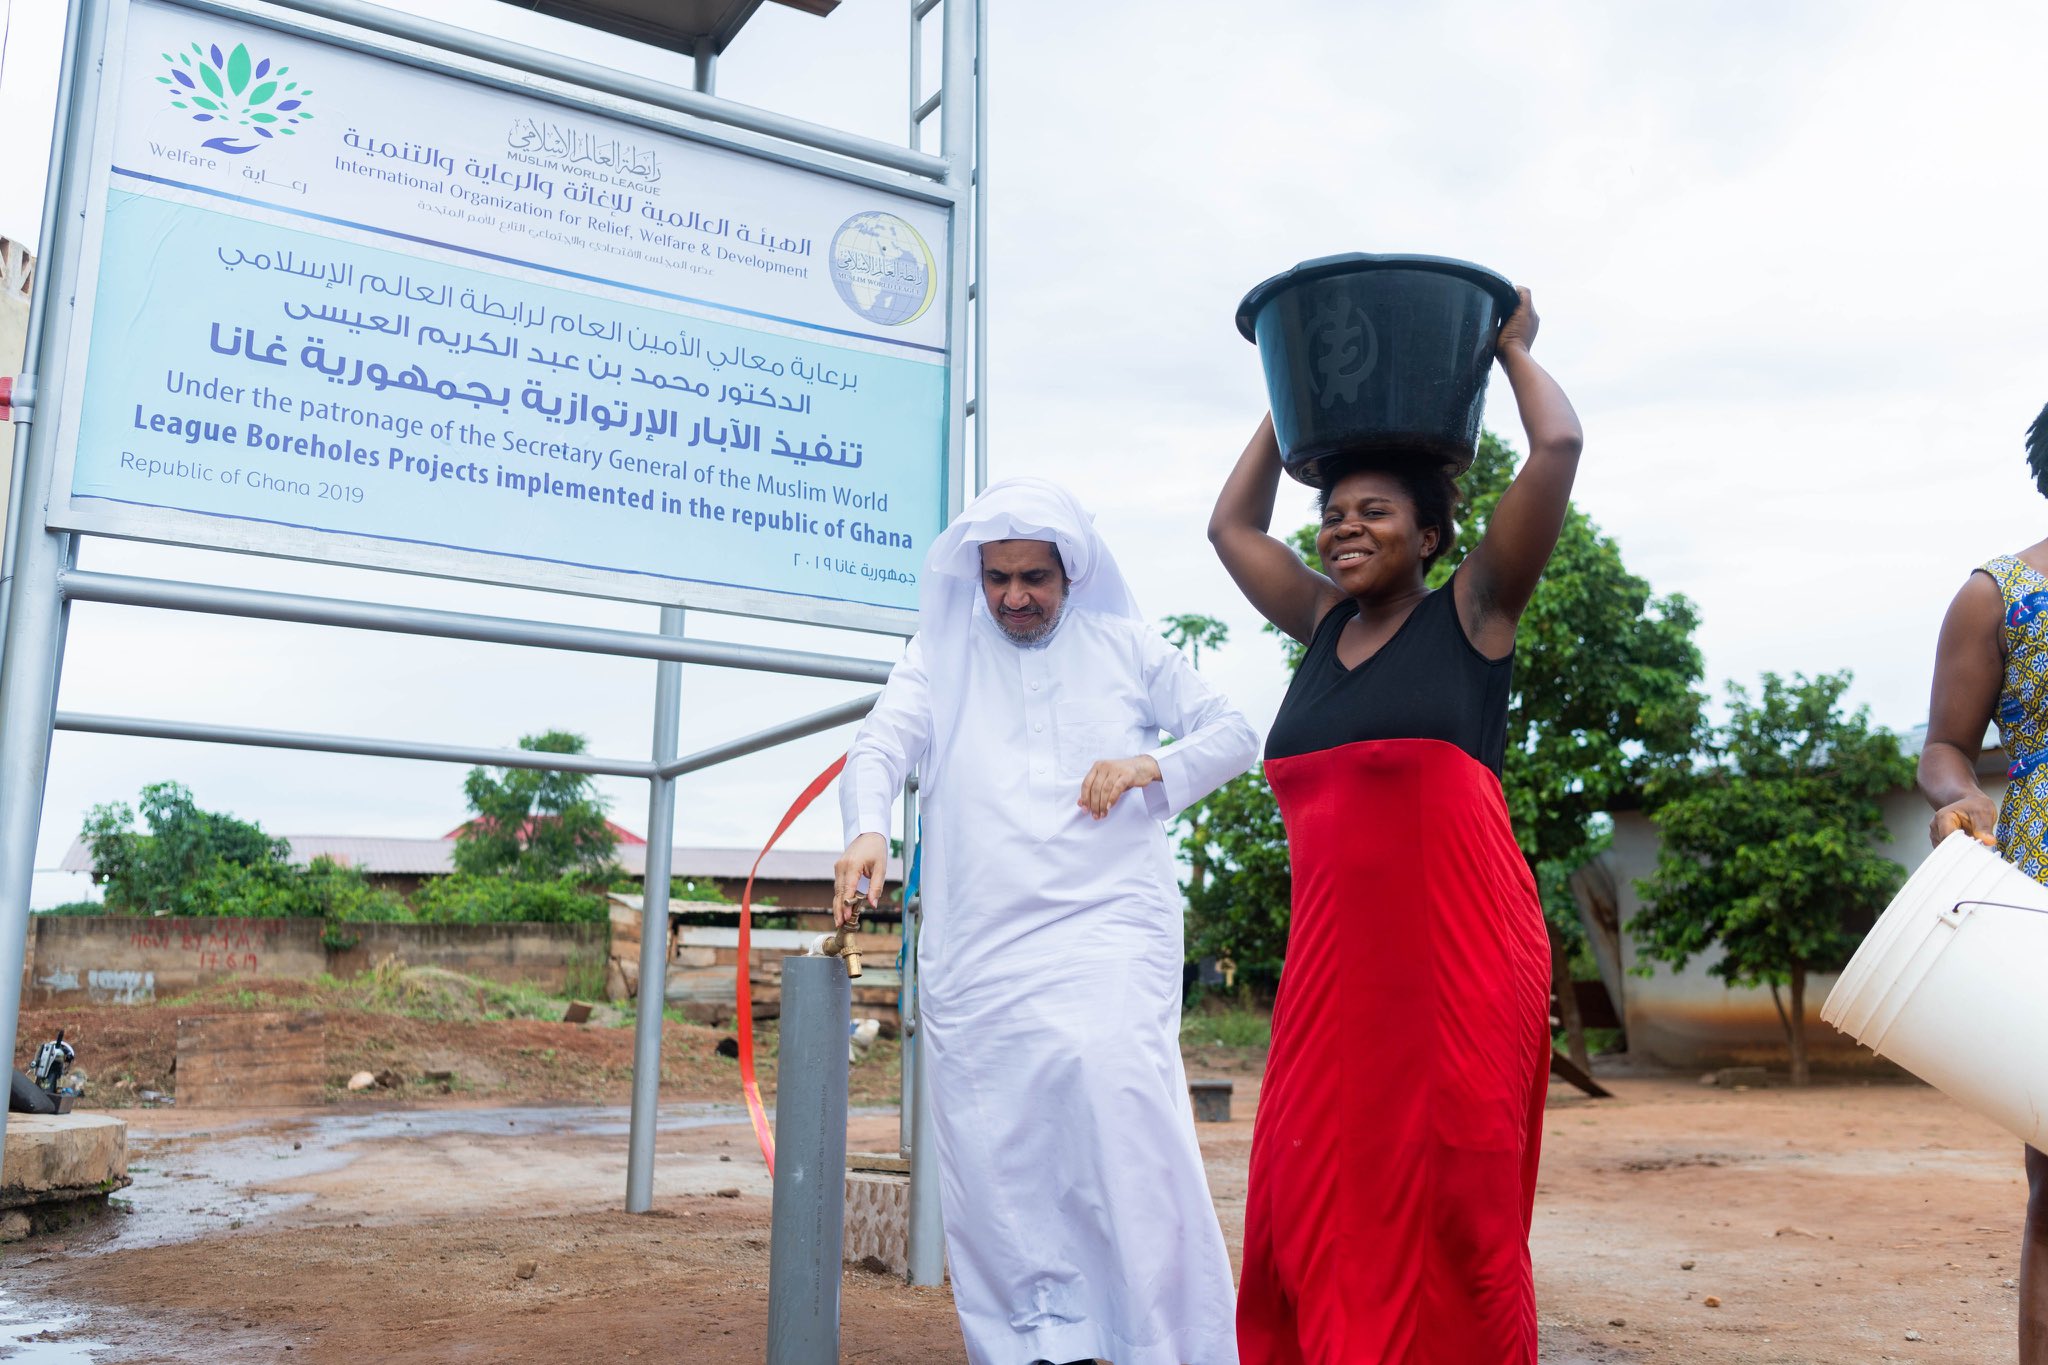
157, 40, 314, 155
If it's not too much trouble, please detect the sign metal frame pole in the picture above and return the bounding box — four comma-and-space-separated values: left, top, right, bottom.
0, 0, 988, 1238
0, 0, 104, 1166
625, 605, 685, 1213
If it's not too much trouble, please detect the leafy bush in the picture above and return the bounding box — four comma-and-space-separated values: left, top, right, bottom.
187, 855, 410, 921
1180, 770, 1292, 992
411, 872, 607, 925
1180, 1005, 1272, 1050
35, 900, 109, 917
340, 959, 577, 1022
76, 778, 614, 928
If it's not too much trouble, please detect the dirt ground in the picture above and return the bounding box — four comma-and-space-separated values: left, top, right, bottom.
4, 1010, 2034, 1363
15, 978, 907, 1111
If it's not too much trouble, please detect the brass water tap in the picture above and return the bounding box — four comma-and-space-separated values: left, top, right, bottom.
816, 894, 863, 978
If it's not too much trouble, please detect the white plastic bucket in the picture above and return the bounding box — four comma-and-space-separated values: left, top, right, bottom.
1822, 831, 2048, 1147
1827, 832, 2030, 1040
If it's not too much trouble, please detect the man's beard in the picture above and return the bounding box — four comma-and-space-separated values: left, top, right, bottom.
995, 597, 1063, 645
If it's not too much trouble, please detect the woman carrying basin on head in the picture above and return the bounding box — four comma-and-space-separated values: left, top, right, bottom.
1210, 277, 1581, 1363
1918, 402, 2048, 1365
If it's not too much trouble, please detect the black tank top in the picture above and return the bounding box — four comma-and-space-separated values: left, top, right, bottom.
1263, 578, 1513, 774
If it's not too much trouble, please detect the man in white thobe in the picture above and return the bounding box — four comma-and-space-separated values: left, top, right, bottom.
835, 478, 1254, 1365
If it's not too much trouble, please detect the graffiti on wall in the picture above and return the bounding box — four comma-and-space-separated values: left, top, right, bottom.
86, 968, 155, 1004
28, 921, 287, 1004
126, 923, 271, 973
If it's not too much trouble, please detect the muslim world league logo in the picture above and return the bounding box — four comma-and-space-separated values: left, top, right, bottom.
828, 212, 936, 327
157, 41, 315, 155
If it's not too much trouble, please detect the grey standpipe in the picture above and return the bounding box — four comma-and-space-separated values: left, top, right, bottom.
765, 954, 851, 1363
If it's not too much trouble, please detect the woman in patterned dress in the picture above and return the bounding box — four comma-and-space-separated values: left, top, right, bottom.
1919, 401, 2048, 1363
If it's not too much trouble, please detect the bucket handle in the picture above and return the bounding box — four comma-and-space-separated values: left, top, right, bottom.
1949, 898, 2048, 917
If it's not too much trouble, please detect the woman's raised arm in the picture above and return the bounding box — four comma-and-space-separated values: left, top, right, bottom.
1209, 414, 1341, 644
1458, 289, 1585, 647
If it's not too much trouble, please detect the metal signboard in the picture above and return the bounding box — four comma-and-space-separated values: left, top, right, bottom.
45, 0, 955, 629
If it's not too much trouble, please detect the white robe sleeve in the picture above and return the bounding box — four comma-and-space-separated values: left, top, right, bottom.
1135, 631, 1259, 823
840, 633, 934, 843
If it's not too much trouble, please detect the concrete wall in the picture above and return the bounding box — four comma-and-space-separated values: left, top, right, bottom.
25, 917, 326, 1005
1595, 772, 2010, 1071
23, 916, 606, 1004
327, 921, 606, 992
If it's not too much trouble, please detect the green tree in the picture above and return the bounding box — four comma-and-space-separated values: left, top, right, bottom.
1161, 613, 1231, 670
1161, 612, 1233, 908
1441, 435, 1705, 1070
83, 781, 291, 915
79, 783, 409, 920
1183, 432, 1706, 1067
1631, 671, 1910, 1085
1181, 768, 1292, 987
454, 731, 619, 882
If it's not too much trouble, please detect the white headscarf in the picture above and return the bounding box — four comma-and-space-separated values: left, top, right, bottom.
916, 477, 1143, 795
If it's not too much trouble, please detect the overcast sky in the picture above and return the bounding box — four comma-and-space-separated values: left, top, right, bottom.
6, 0, 2048, 903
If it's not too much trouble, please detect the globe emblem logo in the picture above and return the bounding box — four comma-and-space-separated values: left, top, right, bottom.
829, 212, 937, 327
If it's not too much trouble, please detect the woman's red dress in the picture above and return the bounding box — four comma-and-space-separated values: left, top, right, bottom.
1237, 588, 1553, 1364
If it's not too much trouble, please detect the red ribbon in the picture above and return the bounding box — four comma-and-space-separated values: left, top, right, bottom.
737, 753, 848, 1175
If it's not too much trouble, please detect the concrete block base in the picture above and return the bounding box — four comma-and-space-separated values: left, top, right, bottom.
1, 1112, 130, 1241
845, 1169, 909, 1277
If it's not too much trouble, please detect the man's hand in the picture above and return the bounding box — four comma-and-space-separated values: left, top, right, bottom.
1930, 793, 2000, 849
1077, 755, 1162, 819
833, 833, 889, 927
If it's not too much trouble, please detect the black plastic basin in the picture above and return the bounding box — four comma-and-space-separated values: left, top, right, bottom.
1236, 252, 1518, 485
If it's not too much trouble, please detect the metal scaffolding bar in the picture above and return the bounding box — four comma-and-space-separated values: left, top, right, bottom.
59, 571, 895, 685
894, 0, 977, 1286
971, 0, 990, 487
912, 0, 987, 496
626, 605, 686, 1212
1, 0, 986, 1233
657, 692, 878, 780
899, 774, 943, 1284
898, 775, 917, 1156
51, 711, 656, 778
0, 0, 102, 1171
938, 0, 976, 519
907, 0, 923, 148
